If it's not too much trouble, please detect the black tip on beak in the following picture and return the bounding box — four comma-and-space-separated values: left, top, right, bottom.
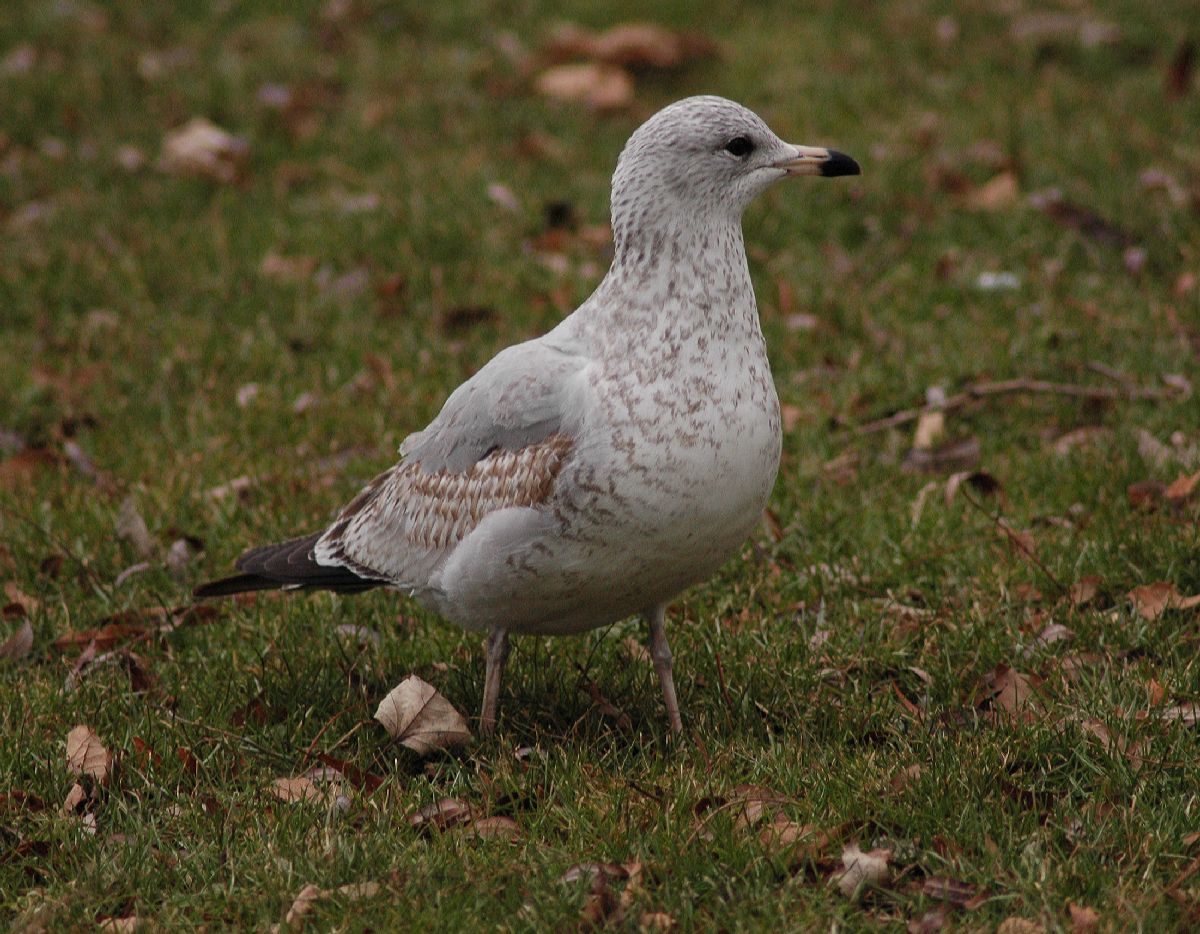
820, 150, 861, 178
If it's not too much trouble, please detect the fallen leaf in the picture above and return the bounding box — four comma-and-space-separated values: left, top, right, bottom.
98, 915, 139, 933
463, 816, 521, 840
408, 797, 474, 830
374, 675, 472, 754
908, 907, 949, 933
833, 843, 891, 899
1051, 426, 1112, 456
0, 619, 33, 661
535, 63, 634, 110
640, 911, 676, 931
921, 876, 982, 907
967, 171, 1019, 210
1164, 470, 1200, 504
161, 117, 249, 183
1129, 582, 1200, 620
260, 250, 317, 282
65, 725, 112, 783
997, 918, 1045, 934
980, 665, 1040, 721
116, 496, 155, 558
279, 883, 322, 929
1160, 703, 1200, 726
1069, 902, 1100, 933
5, 581, 40, 614
1069, 576, 1102, 607
270, 775, 345, 807
545, 22, 715, 70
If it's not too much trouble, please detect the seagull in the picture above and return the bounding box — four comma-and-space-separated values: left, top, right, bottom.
195, 96, 859, 736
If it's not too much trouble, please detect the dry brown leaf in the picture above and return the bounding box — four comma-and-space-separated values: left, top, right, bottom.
5, 581, 41, 614
161, 117, 249, 183
463, 815, 521, 840
65, 725, 112, 783
833, 843, 891, 899
535, 63, 634, 110
270, 773, 349, 811
730, 784, 789, 829
279, 883, 322, 929
0, 619, 33, 661
981, 665, 1039, 721
408, 797, 474, 831
1069, 902, 1100, 933
1165, 470, 1200, 503
98, 916, 139, 933
1069, 576, 1101, 607
1160, 703, 1200, 726
997, 918, 1045, 934
639, 911, 676, 932
62, 781, 88, 814
1129, 581, 1200, 620
374, 674, 472, 754
545, 22, 715, 70
967, 171, 1019, 210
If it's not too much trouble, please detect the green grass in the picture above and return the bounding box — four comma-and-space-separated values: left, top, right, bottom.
3, 0, 1200, 929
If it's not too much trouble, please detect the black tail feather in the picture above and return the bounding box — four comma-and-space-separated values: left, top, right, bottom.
193, 532, 381, 599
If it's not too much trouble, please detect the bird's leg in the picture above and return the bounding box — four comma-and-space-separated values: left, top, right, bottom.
480, 626, 510, 736
647, 603, 683, 736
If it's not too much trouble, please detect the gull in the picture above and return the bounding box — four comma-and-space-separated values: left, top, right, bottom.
195, 96, 859, 735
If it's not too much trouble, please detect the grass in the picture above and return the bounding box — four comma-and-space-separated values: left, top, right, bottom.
2, 0, 1200, 928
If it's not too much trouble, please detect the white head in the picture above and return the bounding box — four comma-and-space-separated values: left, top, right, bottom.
609, 96, 858, 254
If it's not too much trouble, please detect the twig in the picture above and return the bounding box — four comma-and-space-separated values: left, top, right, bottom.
849, 376, 1185, 436
959, 488, 1066, 596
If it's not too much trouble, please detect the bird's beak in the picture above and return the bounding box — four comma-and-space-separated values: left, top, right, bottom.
774, 145, 861, 178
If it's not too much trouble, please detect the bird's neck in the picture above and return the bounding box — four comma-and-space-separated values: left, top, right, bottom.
560, 216, 761, 354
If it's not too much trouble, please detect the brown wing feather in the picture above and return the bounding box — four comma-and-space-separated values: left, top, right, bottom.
315, 433, 574, 584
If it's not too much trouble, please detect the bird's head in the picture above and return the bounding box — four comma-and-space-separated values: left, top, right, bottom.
610, 95, 859, 244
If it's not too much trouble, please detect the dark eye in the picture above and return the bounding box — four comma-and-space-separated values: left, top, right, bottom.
724, 136, 754, 158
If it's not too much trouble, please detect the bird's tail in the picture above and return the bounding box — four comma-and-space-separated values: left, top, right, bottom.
193, 532, 380, 598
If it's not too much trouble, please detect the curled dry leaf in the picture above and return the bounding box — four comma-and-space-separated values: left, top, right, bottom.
833, 843, 891, 899
535, 63, 634, 110
1164, 470, 1200, 504
0, 619, 33, 661
65, 724, 112, 783
374, 674, 472, 754
161, 117, 249, 183
979, 665, 1040, 722
463, 815, 521, 840
407, 797, 473, 831
1129, 581, 1200, 621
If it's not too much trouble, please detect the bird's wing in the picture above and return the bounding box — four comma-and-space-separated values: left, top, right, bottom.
312, 339, 589, 587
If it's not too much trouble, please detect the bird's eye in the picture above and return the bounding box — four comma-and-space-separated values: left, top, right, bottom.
724, 136, 754, 158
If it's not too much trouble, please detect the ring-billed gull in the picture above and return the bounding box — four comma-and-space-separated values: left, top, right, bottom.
195, 96, 859, 735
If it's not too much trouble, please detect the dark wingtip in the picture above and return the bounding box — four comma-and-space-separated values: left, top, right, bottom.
820, 150, 861, 177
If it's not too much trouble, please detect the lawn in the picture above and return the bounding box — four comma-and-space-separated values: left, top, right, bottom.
3, 0, 1200, 929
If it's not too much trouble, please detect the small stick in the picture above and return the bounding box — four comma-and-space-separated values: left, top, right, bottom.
849, 376, 1185, 436
959, 487, 1066, 596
